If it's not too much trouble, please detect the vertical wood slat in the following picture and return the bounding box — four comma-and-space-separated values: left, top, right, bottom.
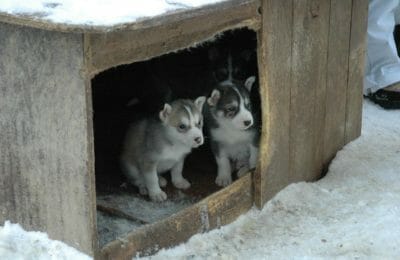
0, 23, 96, 256
345, 0, 369, 144
290, 0, 330, 182
323, 0, 353, 166
255, 0, 293, 207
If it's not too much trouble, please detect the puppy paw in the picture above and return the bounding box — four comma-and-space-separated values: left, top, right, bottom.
149, 190, 167, 202
215, 175, 232, 187
159, 176, 167, 187
173, 178, 191, 189
237, 167, 249, 178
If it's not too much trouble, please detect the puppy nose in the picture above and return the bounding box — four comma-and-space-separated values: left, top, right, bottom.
194, 137, 202, 144
244, 120, 252, 127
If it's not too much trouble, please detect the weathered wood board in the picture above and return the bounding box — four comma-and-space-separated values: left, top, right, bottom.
255, 0, 368, 206
323, 0, 353, 169
290, 0, 330, 183
255, 0, 293, 207
0, 23, 96, 255
345, 0, 368, 143
84, 0, 261, 76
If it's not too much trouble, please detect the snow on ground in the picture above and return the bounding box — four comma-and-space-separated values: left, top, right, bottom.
144, 100, 400, 259
0, 221, 90, 260
0, 0, 227, 26
0, 100, 398, 259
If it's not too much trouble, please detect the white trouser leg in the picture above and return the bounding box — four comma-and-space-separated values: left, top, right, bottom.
364, 0, 400, 94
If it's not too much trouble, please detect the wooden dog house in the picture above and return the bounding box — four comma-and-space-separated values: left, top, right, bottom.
0, 0, 368, 258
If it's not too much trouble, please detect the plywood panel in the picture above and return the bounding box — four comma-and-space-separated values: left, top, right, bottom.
255, 0, 293, 207
323, 0, 352, 167
0, 23, 96, 255
85, 0, 261, 75
345, 0, 368, 144
290, 0, 330, 182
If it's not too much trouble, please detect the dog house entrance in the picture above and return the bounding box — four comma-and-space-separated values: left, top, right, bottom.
92, 28, 259, 252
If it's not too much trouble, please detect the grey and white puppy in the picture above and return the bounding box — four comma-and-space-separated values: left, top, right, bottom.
120, 97, 206, 201
204, 76, 259, 187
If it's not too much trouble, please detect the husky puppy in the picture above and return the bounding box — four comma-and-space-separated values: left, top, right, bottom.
204, 77, 259, 187
207, 38, 261, 129
120, 96, 206, 201
208, 47, 257, 84
207, 29, 258, 84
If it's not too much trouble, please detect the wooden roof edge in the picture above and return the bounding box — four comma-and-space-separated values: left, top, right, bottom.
0, 0, 260, 34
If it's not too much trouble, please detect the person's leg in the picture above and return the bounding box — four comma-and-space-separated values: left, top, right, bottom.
364, 0, 400, 95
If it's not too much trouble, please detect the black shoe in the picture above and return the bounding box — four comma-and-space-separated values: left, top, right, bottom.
368, 88, 400, 109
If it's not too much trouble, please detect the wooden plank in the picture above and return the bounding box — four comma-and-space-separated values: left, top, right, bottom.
290, 0, 330, 182
0, 0, 259, 34
83, 58, 98, 257
85, 0, 261, 75
254, 0, 293, 207
0, 22, 96, 256
99, 173, 253, 259
344, 0, 368, 144
323, 0, 352, 167
205, 172, 253, 228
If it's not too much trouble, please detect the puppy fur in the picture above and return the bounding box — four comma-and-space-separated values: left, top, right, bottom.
204, 77, 259, 187
120, 97, 206, 201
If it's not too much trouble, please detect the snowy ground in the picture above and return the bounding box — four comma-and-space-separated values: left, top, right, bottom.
0, 100, 399, 259
0, 221, 90, 260
0, 0, 227, 26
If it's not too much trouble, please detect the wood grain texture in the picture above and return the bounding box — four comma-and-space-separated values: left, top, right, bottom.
345, 0, 368, 144
323, 0, 353, 166
255, 0, 293, 207
0, 22, 96, 256
256, 0, 365, 207
290, 0, 330, 182
99, 173, 253, 259
85, 0, 261, 75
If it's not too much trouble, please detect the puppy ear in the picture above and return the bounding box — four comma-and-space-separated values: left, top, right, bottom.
207, 89, 221, 106
208, 47, 219, 61
244, 76, 256, 92
159, 103, 172, 123
194, 96, 206, 111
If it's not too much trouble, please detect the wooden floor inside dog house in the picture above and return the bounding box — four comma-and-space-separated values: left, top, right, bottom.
91, 28, 260, 251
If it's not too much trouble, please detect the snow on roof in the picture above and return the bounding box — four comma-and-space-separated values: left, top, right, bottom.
0, 0, 227, 27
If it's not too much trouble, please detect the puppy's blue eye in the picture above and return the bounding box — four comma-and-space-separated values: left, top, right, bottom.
179, 124, 187, 130
226, 107, 235, 112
